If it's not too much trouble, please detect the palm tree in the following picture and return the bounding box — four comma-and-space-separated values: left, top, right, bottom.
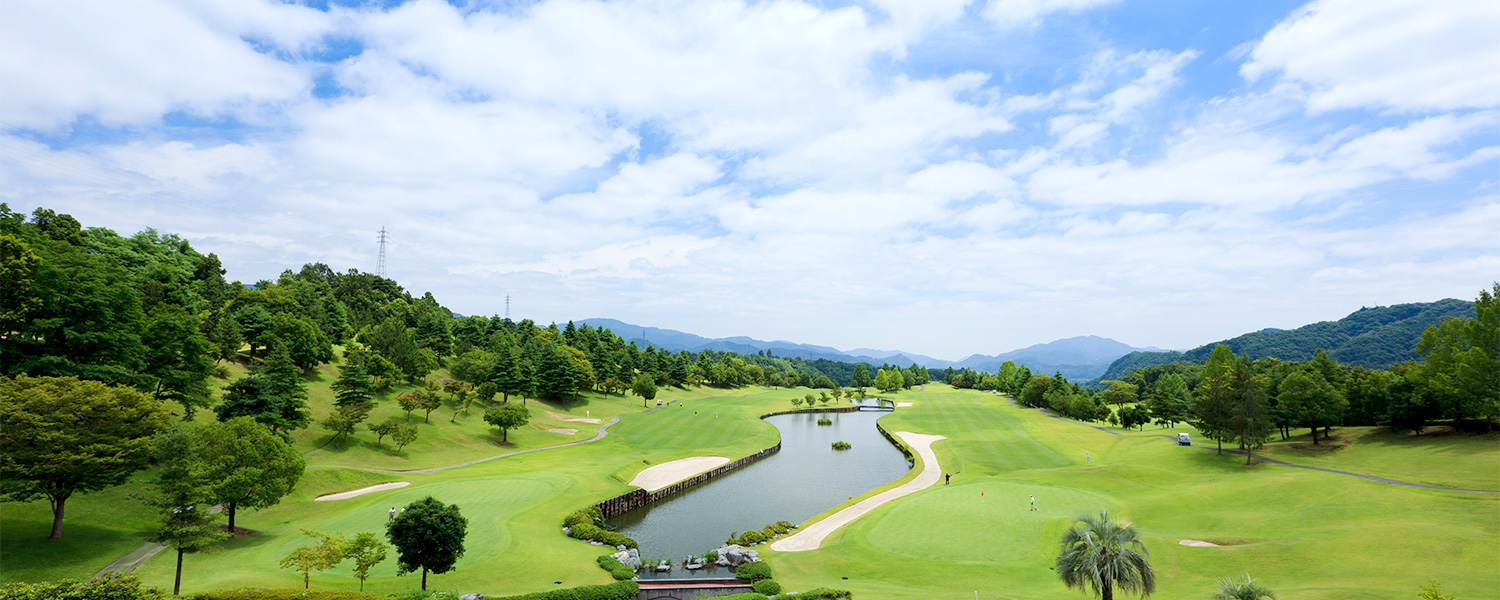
1213, 574, 1276, 600
1056, 510, 1156, 600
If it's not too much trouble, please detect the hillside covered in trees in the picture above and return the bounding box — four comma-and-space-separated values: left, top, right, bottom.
1096, 300, 1476, 382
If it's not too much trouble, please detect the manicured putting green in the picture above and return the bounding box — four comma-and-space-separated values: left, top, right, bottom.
866, 480, 1120, 562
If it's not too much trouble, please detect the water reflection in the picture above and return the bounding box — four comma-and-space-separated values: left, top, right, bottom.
608, 409, 909, 573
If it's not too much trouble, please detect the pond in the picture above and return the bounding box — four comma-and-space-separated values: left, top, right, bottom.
608, 406, 910, 578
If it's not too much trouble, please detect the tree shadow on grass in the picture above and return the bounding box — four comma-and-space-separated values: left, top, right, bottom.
0, 517, 151, 582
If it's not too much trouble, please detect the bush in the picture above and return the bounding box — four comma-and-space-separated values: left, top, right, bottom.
189, 590, 386, 600
567, 522, 637, 549
779, 589, 852, 600
564, 507, 605, 529
596, 554, 635, 580
735, 561, 773, 582
816, 418, 832, 426
831, 441, 851, 450
753, 580, 783, 595
1, 574, 166, 600
488, 581, 639, 600
736, 529, 767, 545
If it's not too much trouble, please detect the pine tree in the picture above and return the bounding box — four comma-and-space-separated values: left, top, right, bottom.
331, 358, 373, 410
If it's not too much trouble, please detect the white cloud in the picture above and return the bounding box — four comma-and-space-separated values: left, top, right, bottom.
0, 0, 326, 129
1242, 0, 1500, 112
983, 0, 1120, 28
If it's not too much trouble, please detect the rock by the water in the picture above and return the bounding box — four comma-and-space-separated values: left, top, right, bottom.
460, 595, 485, 600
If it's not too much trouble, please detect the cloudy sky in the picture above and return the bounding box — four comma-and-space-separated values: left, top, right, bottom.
2, 0, 1497, 359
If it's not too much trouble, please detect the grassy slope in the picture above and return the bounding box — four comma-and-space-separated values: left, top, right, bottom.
7, 379, 1496, 598
765, 385, 1499, 600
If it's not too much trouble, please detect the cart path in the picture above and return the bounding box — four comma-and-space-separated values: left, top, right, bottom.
1006, 398, 1499, 494
307, 391, 768, 475
771, 431, 946, 552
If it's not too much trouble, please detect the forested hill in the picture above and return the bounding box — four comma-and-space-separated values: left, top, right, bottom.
1095, 299, 1475, 381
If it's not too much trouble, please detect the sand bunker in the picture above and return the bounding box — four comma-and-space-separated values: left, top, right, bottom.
897, 402, 914, 407
629, 456, 731, 492
1179, 539, 1221, 547
549, 428, 578, 435
772, 432, 946, 552
547, 410, 601, 424
315, 482, 409, 501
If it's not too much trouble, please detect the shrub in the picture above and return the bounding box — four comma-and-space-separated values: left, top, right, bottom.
738, 529, 767, 545
487, 581, 639, 600
779, 589, 852, 600
735, 561, 773, 582
704, 549, 719, 561
715, 595, 770, 600
189, 590, 386, 600
596, 555, 635, 580
1, 574, 166, 600
753, 580, 783, 595
568, 522, 637, 549
564, 507, 605, 529
831, 441, 851, 450
816, 418, 832, 426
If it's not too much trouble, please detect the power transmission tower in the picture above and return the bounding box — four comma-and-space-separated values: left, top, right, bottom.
504, 294, 511, 320
375, 227, 389, 278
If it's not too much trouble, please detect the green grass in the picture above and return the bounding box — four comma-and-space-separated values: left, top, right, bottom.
6, 380, 1496, 599
764, 385, 1499, 600
0, 470, 161, 583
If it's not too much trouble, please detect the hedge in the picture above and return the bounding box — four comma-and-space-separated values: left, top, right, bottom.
734, 562, 773, 582
780, 589, 853, 600
488, 580, 639, 600
0, 574, 166, 600
595, 554, 635, 580
190, 591, 386, 600
752, 580, 782, 596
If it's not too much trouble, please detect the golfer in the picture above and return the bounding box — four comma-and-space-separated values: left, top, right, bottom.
1029, 494, 1036, 511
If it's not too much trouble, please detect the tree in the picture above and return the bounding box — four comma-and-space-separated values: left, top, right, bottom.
1413, 283, 1499, 423
1212, 573, 1275, 600
1056, 510, 1156, 600
1146, 373, 1191, 428
397, 391, 421, 421
791, 397, 804, 409
1228, 356, 1272, 465
392, 422, 419, 453
417, 389, 443, 424
1120, 405, 1150, 430
386, 496, 468, 590
488, 344, 529, 403
346, 532, 388, 592
0, 376, 169, 539
210, 311, 243, 363
1021, 375, 1053, 408
148, 424, 231, 595
1417, 579, 1456, 600
484, 403, 531, 443
331, 358, 374, 409
0, 233, 42, 333
1277, 368, 1345, 444
215, 373, 308, 437
851, 364, 870, 389
631, 373, 658, 407
1101, 381, 1140, 405
280, 529, 347, 589
370, 417, 402, 447
1192, 345, 1239, 455
321, 406, 368, 450
234, 305, 275, 360
198, 417, 304, 533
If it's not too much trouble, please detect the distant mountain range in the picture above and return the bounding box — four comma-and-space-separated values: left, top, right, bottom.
577, 318, 1157, 381
1095, 298, 1475, 381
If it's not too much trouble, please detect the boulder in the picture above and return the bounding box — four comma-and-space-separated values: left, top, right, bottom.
460, 595, 485, 600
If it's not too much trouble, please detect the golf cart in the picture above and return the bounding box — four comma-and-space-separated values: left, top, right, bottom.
1177, 433, 1191, 446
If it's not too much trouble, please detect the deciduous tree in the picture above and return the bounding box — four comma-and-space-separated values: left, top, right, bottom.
198, 417, 304, 532
386, 497, 468, 590
0, 376, 168, 539
484, 403, 530, 443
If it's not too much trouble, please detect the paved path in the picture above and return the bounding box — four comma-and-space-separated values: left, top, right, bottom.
771, 431, 947, 552
314, 481, 410, 501
93, 541, 167, 577
1006, 398, 1499, 493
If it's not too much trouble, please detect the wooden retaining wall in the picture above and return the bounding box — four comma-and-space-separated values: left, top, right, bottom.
875, 421, 914, 462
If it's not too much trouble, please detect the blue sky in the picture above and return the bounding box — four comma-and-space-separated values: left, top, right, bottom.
2, 0, 1497, 359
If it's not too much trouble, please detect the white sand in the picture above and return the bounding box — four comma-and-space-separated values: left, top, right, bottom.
314, 482, 409, 501
897, 402, 914, 407
629, 456, 731, 492
549, 428, 578, 435
547, 410, 601, 424
771, 432, 946, 552
1179, 539, 1220, 547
